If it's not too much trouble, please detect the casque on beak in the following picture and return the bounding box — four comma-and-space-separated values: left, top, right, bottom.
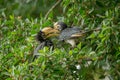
41, 27, 60, 39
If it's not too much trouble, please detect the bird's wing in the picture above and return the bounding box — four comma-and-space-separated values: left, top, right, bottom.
59, 27, 81, 40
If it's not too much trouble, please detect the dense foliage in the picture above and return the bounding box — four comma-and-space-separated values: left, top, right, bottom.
0, 0, 120, 80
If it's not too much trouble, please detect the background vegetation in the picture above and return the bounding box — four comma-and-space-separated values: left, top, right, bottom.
0, 0, 120, 80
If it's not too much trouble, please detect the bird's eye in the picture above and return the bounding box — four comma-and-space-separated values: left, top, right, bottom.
57, 25, 61, 30
55, 25, 61, 31
54, 22, 60, 30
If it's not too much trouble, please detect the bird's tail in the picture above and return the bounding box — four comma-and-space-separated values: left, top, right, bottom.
82, 27, 101, 34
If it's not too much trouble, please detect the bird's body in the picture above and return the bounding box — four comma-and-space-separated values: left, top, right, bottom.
54, 22, 84, 48
58, 27, 84, 47
59, 27, 82, 41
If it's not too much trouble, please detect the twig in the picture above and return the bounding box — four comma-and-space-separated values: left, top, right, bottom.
44, 0, 62, 20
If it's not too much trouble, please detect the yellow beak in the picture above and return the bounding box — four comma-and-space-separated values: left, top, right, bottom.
41, 27, 60, 38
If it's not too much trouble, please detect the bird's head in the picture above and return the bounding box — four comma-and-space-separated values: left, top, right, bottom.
54, 22, 67, 31
36, 27, 59, 43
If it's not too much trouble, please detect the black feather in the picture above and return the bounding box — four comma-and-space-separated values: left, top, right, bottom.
36, 30, 45, 43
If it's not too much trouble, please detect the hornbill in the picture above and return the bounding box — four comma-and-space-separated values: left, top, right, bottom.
33, 27, 59, 60
54, 22, 101, 48
54, 22, 84, 48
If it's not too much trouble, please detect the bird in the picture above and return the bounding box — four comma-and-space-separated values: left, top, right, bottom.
53, 22, 101, 48
33, 27, 59, 61
53, 22, 84, 48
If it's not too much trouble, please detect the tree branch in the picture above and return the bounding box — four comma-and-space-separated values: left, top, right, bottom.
44, 0, 62, 20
